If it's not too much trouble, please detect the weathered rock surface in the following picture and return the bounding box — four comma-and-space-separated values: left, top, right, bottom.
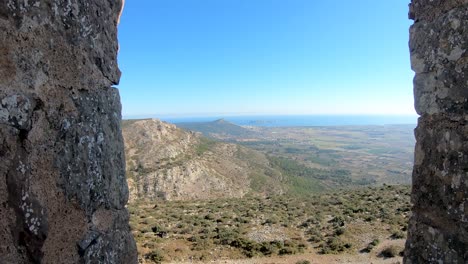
0, 0, 137, 263
405, 1, 468, 263
122, 119, 284, 201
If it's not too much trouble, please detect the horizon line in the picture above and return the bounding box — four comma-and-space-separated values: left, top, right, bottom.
123, 113, 419, 120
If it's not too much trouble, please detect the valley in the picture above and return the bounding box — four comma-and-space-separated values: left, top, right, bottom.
237, 125, 415, 185
122, 118, 415, 263
179, 119, 415, 185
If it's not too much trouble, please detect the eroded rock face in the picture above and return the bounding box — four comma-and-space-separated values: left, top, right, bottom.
405, 1, 468, 263
0, 0, 137, 263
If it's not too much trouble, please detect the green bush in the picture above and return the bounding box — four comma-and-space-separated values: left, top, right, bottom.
362, 238, 380, 253
308, 234, 322, 243
215, 228, 239, 245
335, 227, 345, 236
190, 236, 212, 251
318, 237, 348, 254
258, 242, 277, 256
204, 213, 215, 220
151, 225, 165, 233
263, 217, 279, 225
330, 215, 345, 227
144, 250, 164, 264
391, 230, 406, 239
278, 247, 296, 255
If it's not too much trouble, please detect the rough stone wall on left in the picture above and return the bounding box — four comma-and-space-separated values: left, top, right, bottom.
0, 1, 137, 263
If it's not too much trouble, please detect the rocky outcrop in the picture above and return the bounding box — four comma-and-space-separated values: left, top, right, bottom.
405, 1, 468, 263
0, 1, 137, 263
123, 119, 284, 201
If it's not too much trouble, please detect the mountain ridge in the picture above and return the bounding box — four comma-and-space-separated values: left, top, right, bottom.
122, 119, 285, 201
176, 118, 256, 140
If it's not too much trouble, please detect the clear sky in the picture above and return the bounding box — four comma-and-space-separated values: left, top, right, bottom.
117, 0, 415, 118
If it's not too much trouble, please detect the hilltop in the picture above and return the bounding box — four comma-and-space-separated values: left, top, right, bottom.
176, 118, 257, 140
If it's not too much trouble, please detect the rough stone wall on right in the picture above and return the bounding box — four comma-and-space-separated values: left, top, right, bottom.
404, 1, 468, 263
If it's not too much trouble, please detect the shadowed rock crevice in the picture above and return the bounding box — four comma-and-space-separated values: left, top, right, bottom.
5, 134, 48, 264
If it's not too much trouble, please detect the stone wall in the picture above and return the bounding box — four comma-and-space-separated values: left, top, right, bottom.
0, 0, 137, 263
405, 0, 468, 263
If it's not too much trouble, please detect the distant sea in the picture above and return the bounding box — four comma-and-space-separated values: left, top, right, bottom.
153, 115, 418, 127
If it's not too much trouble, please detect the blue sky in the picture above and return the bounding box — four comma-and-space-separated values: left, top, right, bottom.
117, 0, 415, 118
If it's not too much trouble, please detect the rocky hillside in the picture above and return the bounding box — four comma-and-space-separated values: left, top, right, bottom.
122, 119, 284, 201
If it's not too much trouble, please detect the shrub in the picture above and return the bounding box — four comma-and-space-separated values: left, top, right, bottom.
380, 245, 403, 258
391, 230, 406, 239
190, 236, 212, 251
263, 215, 280, 225
215, 228, 239, 245
140, 226, 152, 234
278, 247, 296, 255
295, 260, 311, 264
335, 227, 345, 236
258, 242, 277, 256
204, 213, 215, 220
330, 215, 345, 227
319, 237, 348, 254
151, 225, 165, 233
144, 250, 164, 264
234, 217, 250, 224
308, 235, 322, 243
361, 238, 380, 253
370, 239, 380, 247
